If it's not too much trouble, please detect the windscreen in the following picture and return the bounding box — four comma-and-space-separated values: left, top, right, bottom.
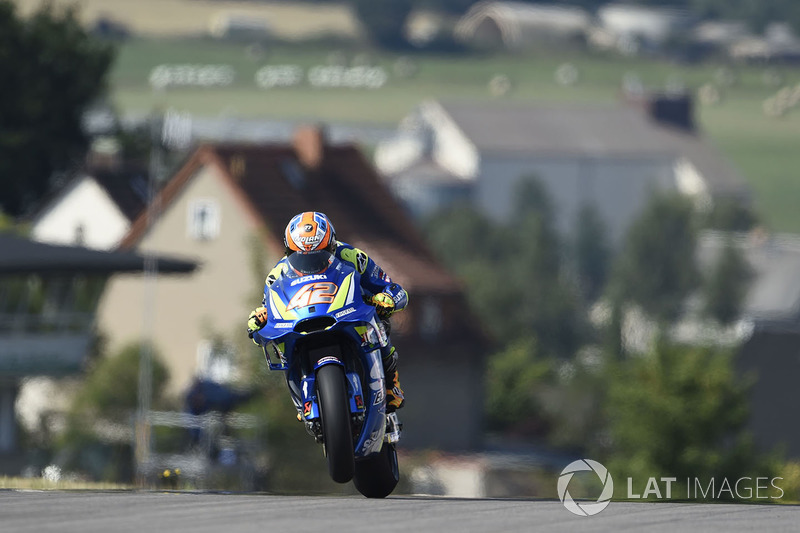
286, 250, 333, 275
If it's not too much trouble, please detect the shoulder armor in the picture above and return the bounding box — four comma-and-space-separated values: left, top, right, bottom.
339, 246, 369, 274
265, 262, 287, 285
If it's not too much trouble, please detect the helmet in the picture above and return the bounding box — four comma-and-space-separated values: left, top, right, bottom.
284, 212, 337, 253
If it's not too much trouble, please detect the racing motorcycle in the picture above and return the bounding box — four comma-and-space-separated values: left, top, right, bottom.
252, 249, 401, 498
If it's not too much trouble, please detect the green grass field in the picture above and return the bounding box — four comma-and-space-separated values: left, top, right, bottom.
109, 38, 800, 232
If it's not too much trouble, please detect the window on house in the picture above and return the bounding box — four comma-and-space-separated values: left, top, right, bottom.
188, 199, 220, 241
196, 339, 235, 383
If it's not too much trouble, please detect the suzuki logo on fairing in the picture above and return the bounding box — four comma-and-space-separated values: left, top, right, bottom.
291, 274, 328, 286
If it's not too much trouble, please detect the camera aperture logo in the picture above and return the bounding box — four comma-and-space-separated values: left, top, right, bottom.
558, 459, 614, 516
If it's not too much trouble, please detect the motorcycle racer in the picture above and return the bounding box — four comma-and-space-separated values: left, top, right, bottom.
247, 211, 407, 411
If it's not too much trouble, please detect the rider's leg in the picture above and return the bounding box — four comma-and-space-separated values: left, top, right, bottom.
380, 342, 404, 411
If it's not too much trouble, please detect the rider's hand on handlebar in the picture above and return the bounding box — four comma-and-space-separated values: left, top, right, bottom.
247, 306, 269, 337
371, 293, 395, 319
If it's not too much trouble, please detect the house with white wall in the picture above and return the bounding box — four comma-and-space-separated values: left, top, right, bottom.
374, 97, 749, 244
30, 171, 149, 250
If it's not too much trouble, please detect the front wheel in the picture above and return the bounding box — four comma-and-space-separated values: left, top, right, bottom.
316, 364, 355, 483
353, 443, 400, 498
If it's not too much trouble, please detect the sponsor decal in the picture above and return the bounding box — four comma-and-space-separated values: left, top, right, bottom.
273, 322, 293, 329
290, 274, 328, 286
375, 320, 389, 346
334, 307, 357, 319
297, 235, 320, 244
303, 401, 312, 418
317, 356, 341, 366
361, 429, 383, 453
373, 387, 386, 405
355, 395, 364, 410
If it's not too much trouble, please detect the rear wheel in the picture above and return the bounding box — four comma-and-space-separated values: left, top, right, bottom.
316, 364, 354, 483
354, 443, 400, 498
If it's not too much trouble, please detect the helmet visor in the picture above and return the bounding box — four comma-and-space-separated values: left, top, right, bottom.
287, 250, 332, 275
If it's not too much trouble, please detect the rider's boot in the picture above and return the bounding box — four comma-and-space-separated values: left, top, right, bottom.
382, 345, 405, 412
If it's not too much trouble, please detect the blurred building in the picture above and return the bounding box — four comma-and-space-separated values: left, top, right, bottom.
30, 170, 149, 250
455, 2, 591, 50
727, 23, 800, 63
695, 231, 800, 459
375, 97, 750, 244
594, 3, 695, 55
0, 234, 195, 471
91, 127, 487, 451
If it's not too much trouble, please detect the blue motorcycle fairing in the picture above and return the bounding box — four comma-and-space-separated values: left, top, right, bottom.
253, 255, 389, 458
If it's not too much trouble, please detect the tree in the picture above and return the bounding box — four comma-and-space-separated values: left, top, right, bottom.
423, 202, 516, 343
58, 343, 170, 481
69, 343, 170, 419
506, 178, 585, 358
424, 177, 584, 358
574, 204, 611, 303
485, 338, 553, 435
601, 339, 771, 498
703, 238, 753, 325
612, 193, 700, 324
0, 1, 114, 216
702, 198, 759, 232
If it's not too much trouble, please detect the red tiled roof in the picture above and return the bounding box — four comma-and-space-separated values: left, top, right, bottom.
122, 139, 461, 294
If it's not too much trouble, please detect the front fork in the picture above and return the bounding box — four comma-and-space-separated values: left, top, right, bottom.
289, 350, 400, 453
291, 356, 367, 443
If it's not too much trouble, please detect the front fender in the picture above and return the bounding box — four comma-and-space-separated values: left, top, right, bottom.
354, 349, 386, 457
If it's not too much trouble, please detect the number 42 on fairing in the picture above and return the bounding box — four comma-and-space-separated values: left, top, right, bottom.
286, 282, 338, 311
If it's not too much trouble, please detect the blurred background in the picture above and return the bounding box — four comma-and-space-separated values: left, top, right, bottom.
2, 0, 800, 499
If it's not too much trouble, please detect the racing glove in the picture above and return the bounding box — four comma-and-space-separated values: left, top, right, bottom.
247, 306, 269, 338
371, 292, 395, 319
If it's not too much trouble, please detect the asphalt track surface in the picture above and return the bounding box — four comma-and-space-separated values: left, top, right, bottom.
1, 491, 797, 532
